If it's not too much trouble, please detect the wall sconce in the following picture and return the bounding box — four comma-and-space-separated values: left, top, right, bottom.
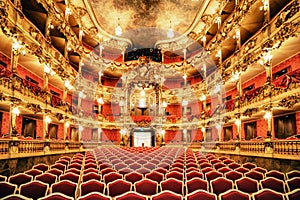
200, 94, 206, 101
12, 38, 26, 55
12, 107, 20, 116
120, 128, 127, 135
160, 129, 165, 135
264, 111, 272, 120
214, 84, 221, 94
216, 123, 222, 130
45, 116, 52, 124
97, 97, 104, 105
182, 99, 188, 106
79, 125, 84, 132
44, 63, 56, 76
201, 127, 206, 132
234, 119, 241, 126
230, 71, 241, 82
79, 91, 86, 99
65, 80, 73, 90
65, 121, 70, 128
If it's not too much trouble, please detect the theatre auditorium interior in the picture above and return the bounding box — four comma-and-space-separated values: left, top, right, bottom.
2, 0, 300, 199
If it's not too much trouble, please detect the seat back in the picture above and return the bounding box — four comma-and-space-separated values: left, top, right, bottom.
80, 179, 105, 196
51, 180, 77, 198
35, 172, 57, 186
260, 177, 286, 193
0, 182, 17, 198
211, 177, 233, 195
160, 178, 184, 195
186, 177, 208, 194
135, 179, 158, 196
8, 173, 33, 187
107, 179, 131, 197
252, 188, 284, 200
20, 180, 48, 200
124, 171, 143, 184
236, 177, 259, 194
219, 189, 251, 200
186, 189, 217, 200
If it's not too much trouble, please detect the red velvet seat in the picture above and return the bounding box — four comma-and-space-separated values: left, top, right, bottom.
219, 189, 251, 200
114, 163, 127, 171
103, 172, 123, 184
228, 162, 240, 170
80, 179, 105, 196
2, 194, 33, 200
68, 163, 82, 170
210, 177, 234, 196
252, 188, 284, 200
124, 171, 143, 184
19, 180, 48, 200
8, 173, 33, 188
169, 167, 184, 174
286, 188, 300, 200
186, 171, 203, 180
84, 163, 97, 170
186, 189, 217, 200
213, 163, 226, 170
24, 169, 43, 178
46, 169, 63, 177
143, 162, 156, 170
0, 182, 17, 198
115, 191, 147, 200
151, 190, 183, 200
59, 172, 80, 184
186, 163, 198, 169
186, 177, 208, 193
160, 178, 184, 195
205, 171, 223, 183
134, 179, 158, 196
200, 162, 213, 169
235, 167, 250, 175
242, 162, 257, 170
83, 168, 98, 174
65, 168, 81, 175
286, 177, 300, 192
101, 168, 116, 176
82, 172, 101, 182
107, 179, 132, 197
286, 170, 300, 180
145, 171, 164, 183
166, 171, 184, 181
252, 167, 267, 174
245, 170, 264, 181
201, 167, 214, 175
223, 159, 234, 165
118, 168, 133, 175
236, 177, 259, 194
51, 163, 66, 172
260, 177, 286, 193
210, 159, 221, 165
136, 167, 151, 175
154, 167, 168, 175
33, 163, 49, 172
218, 167, 232, 174
266, 170, 286, 181
35, 172, 57, 186
38, 192, 74, 200
51, 180, 77, 199
225, 170, 243, 182
129, 163, 142, 170
186, 167, 200, 173
172, 162, 184, 169
99, 163, 113, 171
56, 159, 69, 166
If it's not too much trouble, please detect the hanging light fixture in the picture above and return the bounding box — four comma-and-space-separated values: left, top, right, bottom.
167, 20, 174, 38
115, 18, 122, 36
